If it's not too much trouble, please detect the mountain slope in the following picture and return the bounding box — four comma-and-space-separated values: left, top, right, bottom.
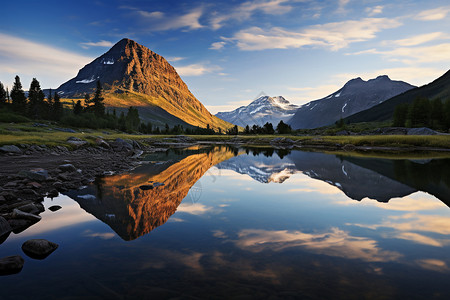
288, 76, 415, 129
56, 38, 233, 130
344, 69, 450, 124
216, 96, 298, 127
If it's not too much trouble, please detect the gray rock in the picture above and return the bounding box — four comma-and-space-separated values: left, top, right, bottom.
0, 216, 12, 239
54, 127, 76, 133
11, 209, 42, 222
407, 127, 438, 135
0, 145, 22, 154
18, 168, 49, 182
16, 203, 40, 215
47, 189, 59, 198
58, 164, 77, 173
22, 239, 59, 260
67, 140, 88, 148
48, 205, 62, 212
95, 138, 110, 149
8, 219, 39, 234
111, 138, 133, 152
0, 255, 24, 275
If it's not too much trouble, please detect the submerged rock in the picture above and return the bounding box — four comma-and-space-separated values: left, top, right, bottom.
48, 205, 62, 212
0, 217, 12, 244
0, 255, 24, 275
22, 239, 59, 260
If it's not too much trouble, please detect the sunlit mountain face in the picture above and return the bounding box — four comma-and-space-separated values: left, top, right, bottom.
67, 146, 237, 240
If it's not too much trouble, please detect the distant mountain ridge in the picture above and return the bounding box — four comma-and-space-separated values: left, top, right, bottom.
344, 69, 450, 124
55, 38, 233, 130
216, 95, 298, 127
288, 75, 416, 129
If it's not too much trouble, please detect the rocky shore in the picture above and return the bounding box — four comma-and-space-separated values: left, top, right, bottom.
0, 137, 168, 274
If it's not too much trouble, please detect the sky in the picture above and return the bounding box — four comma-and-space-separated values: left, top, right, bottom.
1, 0, 450, 114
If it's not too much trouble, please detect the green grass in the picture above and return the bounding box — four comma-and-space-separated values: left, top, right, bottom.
1, 122, 449, 151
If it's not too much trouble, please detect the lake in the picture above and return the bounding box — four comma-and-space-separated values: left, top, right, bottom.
1, 146, 450, 299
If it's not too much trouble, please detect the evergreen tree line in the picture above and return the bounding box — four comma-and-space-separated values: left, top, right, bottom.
0, 75, 225, 135
242, 120, 292, 135
393, 97, 450, 130
0, 76, 62, 121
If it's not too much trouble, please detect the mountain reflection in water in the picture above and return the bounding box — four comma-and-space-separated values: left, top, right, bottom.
69, 146, 450, 241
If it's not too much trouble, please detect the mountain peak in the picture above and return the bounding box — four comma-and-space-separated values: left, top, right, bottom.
288, 75, 415, 129
55, 38, 233, 131
216, 95, 298, 127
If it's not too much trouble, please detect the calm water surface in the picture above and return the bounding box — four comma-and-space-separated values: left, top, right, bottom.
1, 146, 450, 299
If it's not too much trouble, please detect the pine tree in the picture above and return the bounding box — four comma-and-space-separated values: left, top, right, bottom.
263, 122, 275, 134
125, 106, 140, 132
53, 93, 63, 120
244, 125, 250, 134
84, 93, 91, 111
10, 75, 27, 113
393, 103, 409, 127
73, 100, 83, 115
92, 80, 105, 117
0, 82, 6, 106
276, 120, 292, 134
27, 78, 45, 119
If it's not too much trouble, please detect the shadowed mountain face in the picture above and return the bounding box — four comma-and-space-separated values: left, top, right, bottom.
288, 75, 415, 129
216, 149, 450, 204
70, 146, 236, 240
55, 38, 233, 130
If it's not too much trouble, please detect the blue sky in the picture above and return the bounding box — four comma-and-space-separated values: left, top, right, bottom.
1, 0, 450, 113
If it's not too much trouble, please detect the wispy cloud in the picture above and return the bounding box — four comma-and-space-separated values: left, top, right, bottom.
210, 41, 226, 50
415, 6, 450, 21
166, 56, 186, 62
175, 63, 221, 76
355, 43, 450, 65
0, 33, 93, 88
122, 6, 204, 31
365, 5, 383, 17
210, 0, 294, 30
80, 40, 114, 49
385, 32, 448, 47
234, 227, 402, 262
219, 18, 401, 51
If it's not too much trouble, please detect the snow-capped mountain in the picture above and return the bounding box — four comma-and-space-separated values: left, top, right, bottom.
216, 154, 297, 183
288, 75, 416, 129
216, 96, 298, 127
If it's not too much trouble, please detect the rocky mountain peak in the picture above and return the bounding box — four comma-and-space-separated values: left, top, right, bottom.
55, 38, 233, 131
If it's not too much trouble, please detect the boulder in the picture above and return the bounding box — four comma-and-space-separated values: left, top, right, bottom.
407, 127, 438, 135
270, 138, 295, 148
8, 219, 39, 234
18, 168, 49, 182
0, 145, 22, 154
139, 185, 154, 190
0, 255, 24, 275
47, 189, 59, 198
11, 209, 42, 222
111, 138, 133, 152
95, 138, 110, 149
16, 203, 40, 215
22, 239, 59, 260
48, 205, 62, 212
58, 164, 77, 173
0, 216, 12, 241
